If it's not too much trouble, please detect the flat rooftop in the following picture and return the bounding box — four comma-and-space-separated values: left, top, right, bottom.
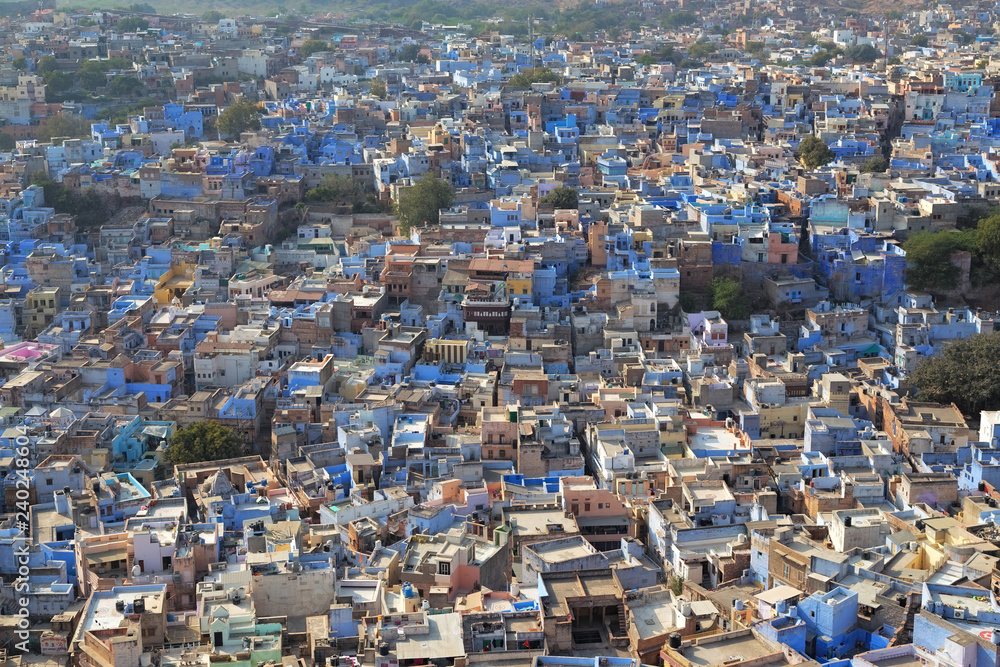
82, 586, 165, 632
529, 538, 599, 563
394, 612, 464, 660
680, 633, 786, 667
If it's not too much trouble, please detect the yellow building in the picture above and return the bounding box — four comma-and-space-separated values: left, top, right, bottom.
25, 286, 62, 338
424, 339, 471, 365
507, 270, 533, 298
154, 263, 196, 304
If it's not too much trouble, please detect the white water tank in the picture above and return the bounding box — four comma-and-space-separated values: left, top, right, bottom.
140, 654, 152, 667
510, 582, 520, 597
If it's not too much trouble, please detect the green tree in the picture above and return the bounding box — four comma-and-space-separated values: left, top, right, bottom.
117, 17, 150, 32
394, 173, 454, 233
662, 10, 696, 28
216, 97, 262, 139
669, 574, 685, 596
0, 133, 15, 151
42, 70, 74, 97
977, 59, 989, 70
29, 173, 106, 226
844, 44, 881, 62
78, 60, 109, 91
909, 332, 1000, 417
37, 114, 91, 143
398, 44, 423, 62
370, 78, 387, 100
509, 66, 561, 87
910, 34, 929, 47
202, 10, 225, 22
710, 277, 747, 320
976, 212, 1000, 268
636, 52, 658, 66
36, 55, 59, 75
687, 41, 717, 60
11, 57, 26, 71
809, 50, 833, 67
299, 39, 329, 58
109, 75, 143, 98
903, 229, 976, 290
165, 421, 246, 464
953, 32, 974, 45
678, 292, 697, 313
797, 135, 835, 169
538, 186, 578, 209
305, 174, 362, 204
746, 41, 767, 56
860, 156, 889, 173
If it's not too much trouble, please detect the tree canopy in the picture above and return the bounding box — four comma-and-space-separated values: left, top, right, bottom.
78, 61, 109, 91
109, 75, 144, 98
305, 174, 384, 213
299, 39, 329, 58
37, 114, 91, 144
860, 156, 889, 173
844, 44, 881, 63
509, 66, 561, 87
42, 70, 74, 97
398, 44, 427, 63
117, 17, 150, 32
909, 332, 1000, 417
539, 186, 578, 209
216, 98, 263, 139
36, 55, 58, 75
662, 10, 696, 27
369, 78, 387, 100
394, 173, 454, 233
30, 172, 105, 227
809, 50, 834, 67
687, 41, 717, 60
903, 229, 976, 291
165, 421, 246, 465
710, 277, 747, 320
797, 136, 835, 169
637, 46, 684, 67
975, 211, 1000, 268
78, 58, 133, 92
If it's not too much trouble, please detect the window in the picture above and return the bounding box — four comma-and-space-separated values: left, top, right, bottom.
438, 562, 450, 575
783, 564, 789, 577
